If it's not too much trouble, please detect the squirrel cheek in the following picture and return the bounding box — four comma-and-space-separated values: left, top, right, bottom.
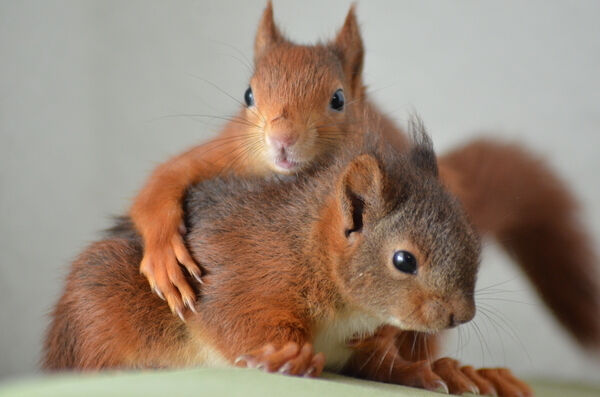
419, 302, 450, 331
399, 293, 453, 332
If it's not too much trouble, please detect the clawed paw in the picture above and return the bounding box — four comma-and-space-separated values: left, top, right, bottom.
235, 342, 325, 377
141, 231, 204, 321
391, 357, 531, 396
432, 358, 532, 397
475, 367, 533, 397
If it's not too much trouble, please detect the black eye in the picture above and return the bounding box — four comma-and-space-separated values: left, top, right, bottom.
244, 87, 254, 107
330, 89, 345, 111
392, 251, 418, 274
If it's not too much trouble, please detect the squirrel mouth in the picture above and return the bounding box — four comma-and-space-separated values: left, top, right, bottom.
274, 153, 301, 171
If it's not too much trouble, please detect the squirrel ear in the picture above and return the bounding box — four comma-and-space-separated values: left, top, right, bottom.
254, 1, 284, 60
333, 5, 364, 94
337, 154, 383, 238
408, 116, 439, 177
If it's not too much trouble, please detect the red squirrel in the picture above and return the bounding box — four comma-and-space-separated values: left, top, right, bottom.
130, 3, 599, 347
44, 122, 532, 397
129, 3, 405, 317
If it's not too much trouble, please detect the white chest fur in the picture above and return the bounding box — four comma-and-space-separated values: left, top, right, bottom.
312, 309, 384, 372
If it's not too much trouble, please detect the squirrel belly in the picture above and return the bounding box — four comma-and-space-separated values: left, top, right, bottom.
312, 309, 385, 372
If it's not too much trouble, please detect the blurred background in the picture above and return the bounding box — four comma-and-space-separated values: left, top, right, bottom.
1, 0, 599, 383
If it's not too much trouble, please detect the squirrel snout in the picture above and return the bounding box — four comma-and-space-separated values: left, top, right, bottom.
267, 131, 298, 149
266, 117, 301, 150
448, 311, 473, 328
448, 299, 476, 328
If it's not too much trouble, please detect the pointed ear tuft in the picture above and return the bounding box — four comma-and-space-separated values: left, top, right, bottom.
254, 1, 284, 60
408, 115, 438, 177
337, 154, 383, 237
333, 5, 364, 94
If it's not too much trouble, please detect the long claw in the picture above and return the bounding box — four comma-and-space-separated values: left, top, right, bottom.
175, 307, 186, 322
191, 269, 204, 284
278, 362, 292, 374
433, 380, 449, 394
303, 366, 315, 377
152, 285, 165, 300
184, 297, 198, 313
234, 355, 250, 366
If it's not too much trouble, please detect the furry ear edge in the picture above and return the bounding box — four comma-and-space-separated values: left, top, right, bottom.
337, 154, 383, 238
333, 5, 365, 94
254, 1, 285, 60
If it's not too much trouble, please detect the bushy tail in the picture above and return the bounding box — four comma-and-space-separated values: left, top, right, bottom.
439, 139, 600, 349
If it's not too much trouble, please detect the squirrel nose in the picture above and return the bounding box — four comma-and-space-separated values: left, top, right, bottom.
448, 309, 475, 328
447, 293, 475, 328
268, 132, 298, 150
449, 313, 456, 327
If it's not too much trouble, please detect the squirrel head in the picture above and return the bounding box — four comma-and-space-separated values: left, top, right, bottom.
330, 119, 481, 333
241, 2, 365, 174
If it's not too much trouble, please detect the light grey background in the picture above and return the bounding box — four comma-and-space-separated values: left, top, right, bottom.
1, 0, 599, 383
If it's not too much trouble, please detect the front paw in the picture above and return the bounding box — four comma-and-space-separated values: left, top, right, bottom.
432, 358, 533, 397
140, 226, 204, 321
476, 367, 533, 397
235, 342, 326, 377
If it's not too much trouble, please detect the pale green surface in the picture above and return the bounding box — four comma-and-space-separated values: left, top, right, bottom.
1, 368, 599, 397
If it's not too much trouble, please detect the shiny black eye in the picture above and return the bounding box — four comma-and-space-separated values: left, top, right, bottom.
244, 87, 254, 107
330, 89, 345, 111
392, 251, 418, 274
